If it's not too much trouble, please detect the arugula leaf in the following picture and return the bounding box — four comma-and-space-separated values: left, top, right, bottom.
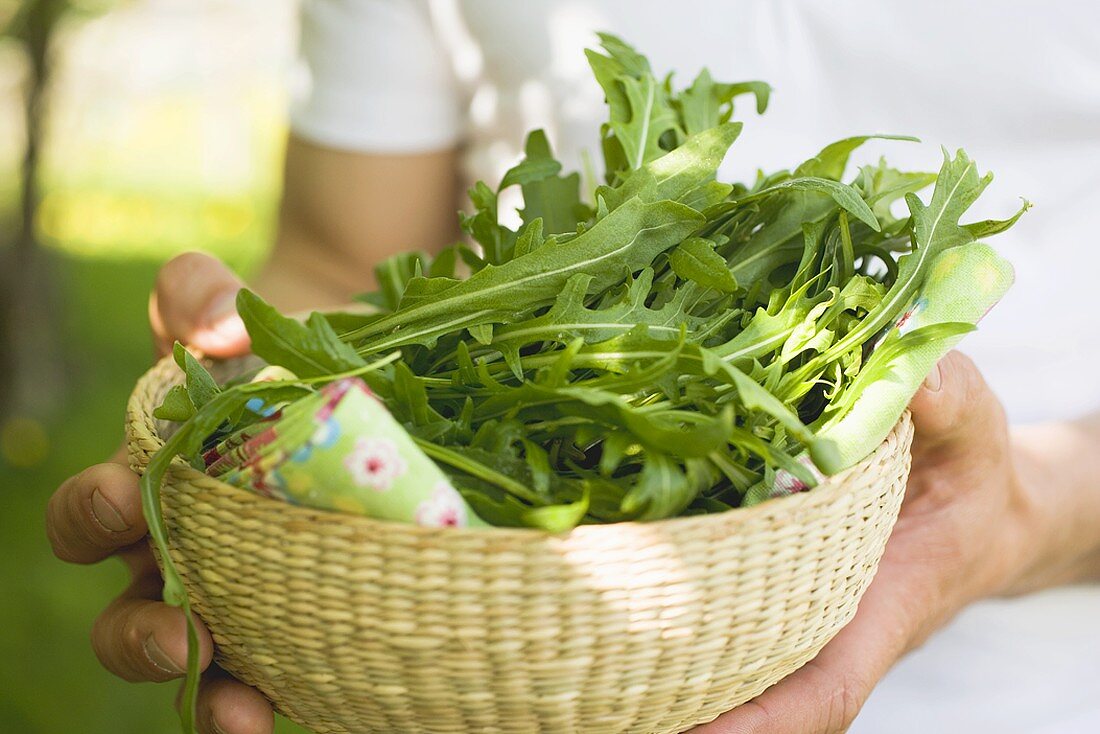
859, 162, 938, 222
669, 236, 739, 293
522, 488, 590, 532
237, 290, 366, 377
173, 342, 220, 409
153, 384, 195, 422
725, 177, 880, 232
586, 33, 663, 177
500, 130, 564, 189
795, 134, 919, 180
500, 130, 586, 236
513, 218, 548, 259
347, 197, 704, 353
484, 269, 700, 368
460, 181, 516, 265
965, 198, 1031, 239
677, 70, 771, 137
613, 73, 681, 170
364, 251, 432, 312
600, 122, 742, 211
820, 149, 990, 361
620, 453, 692, 520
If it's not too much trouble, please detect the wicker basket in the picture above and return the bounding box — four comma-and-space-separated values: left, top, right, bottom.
126, 353, 912, 734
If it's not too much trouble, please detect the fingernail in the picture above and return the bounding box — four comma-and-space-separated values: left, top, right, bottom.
211, 719, 229, 734
923, 362, 943, 392
201, 313, 249, 350
90, 489, 129, 532
197, 290, 248, 349
143, 633, 184, 675
201, 289, 239, 327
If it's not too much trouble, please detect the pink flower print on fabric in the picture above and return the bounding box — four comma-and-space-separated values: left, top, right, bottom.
344, 436, 407, 491
770, 455, 825, 499
894, 297, 927, 337
316, 378, 357, 422
316, 377, 378, 423
414, 481, 468, 528
870, 296, 929, 352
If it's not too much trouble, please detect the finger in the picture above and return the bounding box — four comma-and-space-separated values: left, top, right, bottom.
193, 670, 275, 734
692, 656, 872, 734
107, 442, 129, 466
92, 582, 214, 683
47, 462, 149, 564
149, 251, 250, 358
908, 350, 1006, 459
117, 539, 160, 579
691, 575, 913, 734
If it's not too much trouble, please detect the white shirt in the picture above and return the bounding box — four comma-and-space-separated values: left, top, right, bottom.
293, 2, 1100, 731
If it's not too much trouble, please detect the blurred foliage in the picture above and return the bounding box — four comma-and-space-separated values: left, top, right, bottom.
0, 0, 119, 31
0, 1, 308, 732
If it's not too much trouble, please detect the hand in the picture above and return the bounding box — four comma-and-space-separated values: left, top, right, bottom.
46, 252, 276, 734
691, 351, 1046, 734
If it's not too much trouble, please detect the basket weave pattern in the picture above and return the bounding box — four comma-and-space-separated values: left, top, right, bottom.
127, 354, 912, 734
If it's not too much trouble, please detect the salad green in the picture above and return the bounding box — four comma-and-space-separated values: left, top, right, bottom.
139, 34, 1024, 732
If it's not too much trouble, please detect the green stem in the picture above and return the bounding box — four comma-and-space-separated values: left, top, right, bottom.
412, 438, 545, 505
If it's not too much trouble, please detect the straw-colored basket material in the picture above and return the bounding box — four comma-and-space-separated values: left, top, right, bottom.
126, 353, 913, 734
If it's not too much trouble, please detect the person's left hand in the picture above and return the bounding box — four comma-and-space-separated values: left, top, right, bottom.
46, 253, 273, 734
691, 351, 1045, 733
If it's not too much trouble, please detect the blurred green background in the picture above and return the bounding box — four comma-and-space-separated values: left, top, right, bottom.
0, 1, 309, 731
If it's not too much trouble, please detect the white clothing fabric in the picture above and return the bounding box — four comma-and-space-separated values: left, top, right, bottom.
292, 2, 1100, 731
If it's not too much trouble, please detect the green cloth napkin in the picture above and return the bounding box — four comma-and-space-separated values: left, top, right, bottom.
744, 241, 1014, 505
206, 377, 487, 527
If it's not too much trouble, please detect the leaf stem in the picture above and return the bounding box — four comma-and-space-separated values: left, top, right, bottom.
412, 438, 546, 505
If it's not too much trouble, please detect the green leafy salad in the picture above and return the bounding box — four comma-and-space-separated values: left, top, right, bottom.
140, 33, 1024, 731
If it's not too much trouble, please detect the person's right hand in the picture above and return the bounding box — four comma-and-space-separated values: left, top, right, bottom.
46, 252, 276, 734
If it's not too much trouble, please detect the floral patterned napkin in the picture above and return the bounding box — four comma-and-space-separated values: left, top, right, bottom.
204, 377, 486, 528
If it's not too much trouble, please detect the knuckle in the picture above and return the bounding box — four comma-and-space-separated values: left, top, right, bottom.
943, 349, 975, 372
44, 488, 71, 560
824, 672, 866, 733
945, 351, 1009, 448
46, 521, 77, 562
46, 471, 91, 562
198, 679, 275, 734
734, 700, 772, 734
48, 463, 139, 563
120, 607, 147, 654
707, 698, 772, 734
96, 600, 178, 683
47, 464, 145, 563
91, 603, 138, 681
945, 352, 992, 406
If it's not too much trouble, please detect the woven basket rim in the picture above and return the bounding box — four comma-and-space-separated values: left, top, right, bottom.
129, 351, 912, 539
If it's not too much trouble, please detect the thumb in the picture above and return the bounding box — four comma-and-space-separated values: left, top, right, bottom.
148, 252, 250, 359
908, 350, 1006, 459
